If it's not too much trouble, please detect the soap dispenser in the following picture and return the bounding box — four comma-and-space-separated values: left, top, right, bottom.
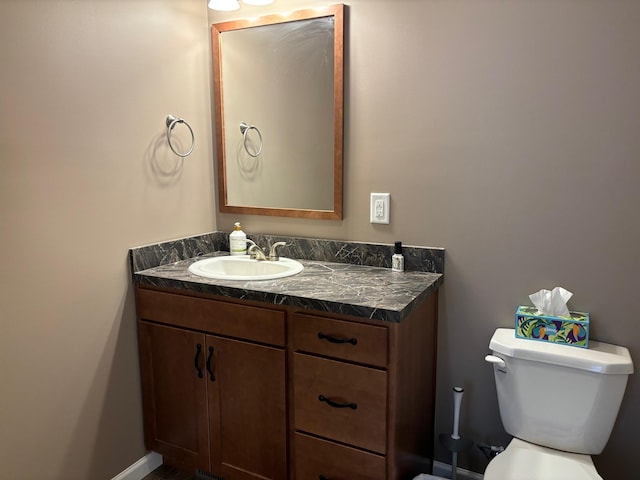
229, 222, 247, 255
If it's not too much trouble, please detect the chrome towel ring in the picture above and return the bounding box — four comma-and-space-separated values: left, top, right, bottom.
240, 122, 263, 157
166, 115, 195, 157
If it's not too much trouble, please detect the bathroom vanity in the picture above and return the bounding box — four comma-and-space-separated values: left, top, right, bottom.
131, 233, 444, 480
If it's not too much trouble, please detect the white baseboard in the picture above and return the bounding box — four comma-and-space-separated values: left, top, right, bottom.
110, 452, 480, 480
432, 460, 484, 480
111, 452, 163, 480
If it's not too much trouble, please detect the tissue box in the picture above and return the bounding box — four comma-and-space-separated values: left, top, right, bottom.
515, 306, 590, 348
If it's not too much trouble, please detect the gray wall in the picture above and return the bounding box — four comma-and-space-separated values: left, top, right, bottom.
211, 1, 640, 477
0, 1, 215, 479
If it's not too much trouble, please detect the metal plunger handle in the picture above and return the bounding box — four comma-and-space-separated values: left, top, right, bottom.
451, 386, 464, 480
452, 386, 464, 440
439, 385, 473, 480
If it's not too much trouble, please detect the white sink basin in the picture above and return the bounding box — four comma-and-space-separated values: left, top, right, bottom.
188, 255, 304, 281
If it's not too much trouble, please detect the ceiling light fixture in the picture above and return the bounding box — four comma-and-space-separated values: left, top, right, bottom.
208, 0, 275, 11
208, 0, 240, 11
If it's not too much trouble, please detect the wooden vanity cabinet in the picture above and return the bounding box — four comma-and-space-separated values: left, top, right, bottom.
136, 285, 439, 480
137, 287, 287, 480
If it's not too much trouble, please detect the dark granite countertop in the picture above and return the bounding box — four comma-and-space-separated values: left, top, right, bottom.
131, 233, 444, 323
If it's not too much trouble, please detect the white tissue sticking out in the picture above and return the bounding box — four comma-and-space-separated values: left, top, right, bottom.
529, 287, 573, 318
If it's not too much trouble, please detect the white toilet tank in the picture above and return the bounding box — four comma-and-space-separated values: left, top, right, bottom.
488, 328, 633, 455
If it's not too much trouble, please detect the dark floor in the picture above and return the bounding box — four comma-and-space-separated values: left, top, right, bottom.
142, 464, 197, 480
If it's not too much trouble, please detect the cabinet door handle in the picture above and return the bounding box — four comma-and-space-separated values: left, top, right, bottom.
194, 343, 203, 378
206, 346, 215, 381
317, 331, 357, 345
318, 394, 357, 410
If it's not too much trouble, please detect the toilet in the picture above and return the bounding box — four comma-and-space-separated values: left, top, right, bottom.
484, 328, 634, 480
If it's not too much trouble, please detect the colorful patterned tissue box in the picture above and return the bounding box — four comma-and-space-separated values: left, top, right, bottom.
515, 305, 590, 348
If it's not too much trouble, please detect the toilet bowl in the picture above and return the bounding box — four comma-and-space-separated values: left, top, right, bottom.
484, 328, 633, 480
484, 438, 601, 480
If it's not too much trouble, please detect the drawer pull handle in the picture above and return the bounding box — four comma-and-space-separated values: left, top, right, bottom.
194, 343, 203, 378
318, 394, 357, 410
206, 346, 215, 381
317, 332, 357, 345
319, 476, 330, 480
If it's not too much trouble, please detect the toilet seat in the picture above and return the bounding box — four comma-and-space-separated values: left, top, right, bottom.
484, 438, 602, 480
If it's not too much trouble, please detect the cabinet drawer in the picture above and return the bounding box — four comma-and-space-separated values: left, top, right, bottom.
294, 432, 386, 480
136, 288, 285, 346
293, 353, 387, 454
292, 312, 388, 367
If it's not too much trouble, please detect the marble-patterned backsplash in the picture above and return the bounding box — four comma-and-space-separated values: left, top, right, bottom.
130, 232, 224, 272
129, 231, 444, 275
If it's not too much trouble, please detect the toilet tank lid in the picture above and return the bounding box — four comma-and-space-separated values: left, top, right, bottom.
490, 328, 634, 374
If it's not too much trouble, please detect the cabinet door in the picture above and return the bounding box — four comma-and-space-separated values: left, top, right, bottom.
207, 335, 287, 480
138, 321, 210, 472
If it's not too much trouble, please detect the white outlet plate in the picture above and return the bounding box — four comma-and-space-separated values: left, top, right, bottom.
370, 193, 390, 224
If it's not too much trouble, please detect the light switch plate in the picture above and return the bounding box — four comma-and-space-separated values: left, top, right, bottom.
370, 193, 390, 224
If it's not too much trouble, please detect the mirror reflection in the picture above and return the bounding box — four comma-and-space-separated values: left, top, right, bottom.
212, 4, 344, 219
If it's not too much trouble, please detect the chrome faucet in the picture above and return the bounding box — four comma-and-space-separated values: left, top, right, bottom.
268, 242, 287, 261
246, 240, 287, 261
246, 239, 267, 260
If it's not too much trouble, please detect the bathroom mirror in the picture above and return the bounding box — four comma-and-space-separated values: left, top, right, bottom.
212, 4, 344, 220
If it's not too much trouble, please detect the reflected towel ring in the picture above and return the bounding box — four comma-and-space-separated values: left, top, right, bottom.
240, 122, 263, 157
166, 115, 195, 157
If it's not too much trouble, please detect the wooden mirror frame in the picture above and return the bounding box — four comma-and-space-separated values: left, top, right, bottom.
212, 4, 344, 220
